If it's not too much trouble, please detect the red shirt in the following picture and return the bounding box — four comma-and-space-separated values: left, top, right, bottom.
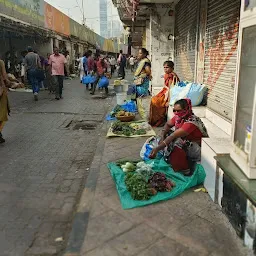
169, 117, 203, 145
96, 59, 106, 75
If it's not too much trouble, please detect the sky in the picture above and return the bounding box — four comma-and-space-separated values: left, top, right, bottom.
45, 0, 121, 35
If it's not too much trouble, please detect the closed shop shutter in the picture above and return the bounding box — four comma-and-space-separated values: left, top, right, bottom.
203, 0, 240, 121
175, 0, 199, 81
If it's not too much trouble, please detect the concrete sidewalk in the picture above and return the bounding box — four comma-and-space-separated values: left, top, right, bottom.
65, 127, 249, 255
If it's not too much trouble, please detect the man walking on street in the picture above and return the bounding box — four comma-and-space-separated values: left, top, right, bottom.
110, 56, 116, 76
118, 50, 126, 80
49, 47, 67, 100
129, 55, 135, 73
87, 50, 94, 90
25, 46, 41, 101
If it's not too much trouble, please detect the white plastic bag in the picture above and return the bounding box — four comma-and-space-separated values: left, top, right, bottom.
140, 136, 162, 161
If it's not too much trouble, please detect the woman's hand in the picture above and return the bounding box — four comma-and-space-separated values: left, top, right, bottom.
158, 137, 164, 145
149, 148, 158, 159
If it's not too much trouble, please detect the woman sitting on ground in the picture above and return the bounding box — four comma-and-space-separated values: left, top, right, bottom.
149, 99, 208, 175
149, 61, 179, 127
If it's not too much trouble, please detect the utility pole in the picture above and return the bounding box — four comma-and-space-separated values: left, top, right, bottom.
110, 2, 113, 38
82, 0, 85, 25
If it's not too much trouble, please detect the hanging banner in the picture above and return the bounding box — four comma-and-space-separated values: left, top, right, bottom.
0, 0, 44, 26
44, 3, 70, 36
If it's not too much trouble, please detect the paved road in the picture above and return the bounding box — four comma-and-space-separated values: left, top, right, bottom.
0, 79, 113, 255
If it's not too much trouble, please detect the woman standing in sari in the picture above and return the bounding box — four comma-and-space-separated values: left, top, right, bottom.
0, 59, 11, 143
132, 48, 152, 97
128, 48, 152, 119
149, 61, 179, 127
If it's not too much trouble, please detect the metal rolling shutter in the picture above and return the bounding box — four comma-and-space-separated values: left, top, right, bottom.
203, 0, 240, 121
175, 0, 199, 82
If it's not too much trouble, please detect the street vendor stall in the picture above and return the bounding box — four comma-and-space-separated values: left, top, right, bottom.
108, 159, 206, 209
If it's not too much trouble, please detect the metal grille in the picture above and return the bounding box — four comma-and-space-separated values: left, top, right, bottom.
203, 0, 240, 121
174, 0, 199, 82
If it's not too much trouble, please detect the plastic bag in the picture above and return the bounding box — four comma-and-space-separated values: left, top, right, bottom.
170, 82, 208, 107
140, 137, 163, 161
187, 83, 208, 106
82, 75, 90, 84
169, 82, 192, 106
122, 101, 137, 113
98, 76, 109, 88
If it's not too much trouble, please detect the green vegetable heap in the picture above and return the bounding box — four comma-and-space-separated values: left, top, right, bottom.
112, 121, 147, 136
125, 173, 156, 200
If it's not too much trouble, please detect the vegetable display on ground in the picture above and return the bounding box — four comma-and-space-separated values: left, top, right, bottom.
110, 105, 123, 117
116, 110, 135, 117
149, 172, 176, 192
111, 121, 147, 136
125, 173, 156, 200
122, 162, 176, 200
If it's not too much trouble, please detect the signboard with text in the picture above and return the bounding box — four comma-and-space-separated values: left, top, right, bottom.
0, 0, 44, 27
44, 3, 70, 36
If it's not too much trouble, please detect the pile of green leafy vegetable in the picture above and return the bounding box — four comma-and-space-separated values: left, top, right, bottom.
111, 121, 146, 136
125, 173, 157, 200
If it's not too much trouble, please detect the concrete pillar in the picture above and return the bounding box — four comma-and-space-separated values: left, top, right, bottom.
149, 4, 175, 95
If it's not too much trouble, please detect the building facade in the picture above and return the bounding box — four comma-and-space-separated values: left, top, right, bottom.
107, 20, 122, 38
99, 0, 108, 38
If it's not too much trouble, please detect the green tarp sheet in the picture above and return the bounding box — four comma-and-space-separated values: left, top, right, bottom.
107, 159, 206, 209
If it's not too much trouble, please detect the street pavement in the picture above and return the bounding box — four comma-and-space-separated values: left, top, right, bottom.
0, 78, 113, 255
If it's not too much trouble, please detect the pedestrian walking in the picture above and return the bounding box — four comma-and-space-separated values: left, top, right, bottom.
90, 53, 108, 96
20, 51, 27, 84
118, 50, 126, 80
64, 51, 70, 77
0, 59, 11, 143
87, 50, 94, 90
78, 53, 86, 83
48, 47, 67, 100
45, 53, 54, 94
129, 55, 135, 72
24, 46, 41, 101
110, 56, 116, 76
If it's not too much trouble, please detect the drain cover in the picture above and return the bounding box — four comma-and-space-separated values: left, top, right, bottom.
65, 120, 98, 130
73, 123, 97, 130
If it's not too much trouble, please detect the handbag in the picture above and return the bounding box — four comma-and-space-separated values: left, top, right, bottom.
134, 77, 144, 85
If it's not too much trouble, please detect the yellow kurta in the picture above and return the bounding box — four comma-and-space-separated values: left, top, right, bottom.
0, 60, 10, 122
